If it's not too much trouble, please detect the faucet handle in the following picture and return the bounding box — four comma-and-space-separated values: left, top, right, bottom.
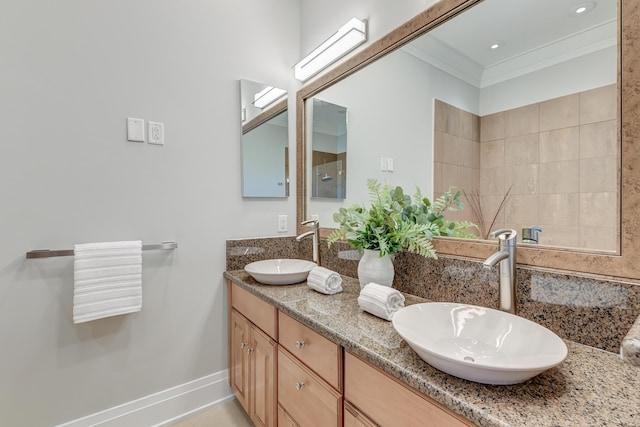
489, 228, 517, 241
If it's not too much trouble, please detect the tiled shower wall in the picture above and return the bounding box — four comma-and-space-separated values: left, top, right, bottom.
434, 84, 617, 250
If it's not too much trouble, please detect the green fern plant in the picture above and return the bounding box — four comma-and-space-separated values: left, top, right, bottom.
327, 179, 479, 258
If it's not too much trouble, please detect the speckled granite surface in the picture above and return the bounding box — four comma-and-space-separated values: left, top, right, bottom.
226, 236, 640, 357
225, 270, 640, 427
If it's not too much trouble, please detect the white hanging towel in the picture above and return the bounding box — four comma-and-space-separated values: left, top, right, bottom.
73, 241, 142, 324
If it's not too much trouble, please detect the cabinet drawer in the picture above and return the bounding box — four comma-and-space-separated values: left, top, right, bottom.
344, 352, 475, 427
232, 283, 277, 339
278, 347, 342, 427
278, 312, 342, 390
344, 402, 377, 427
277, 404, 299, 427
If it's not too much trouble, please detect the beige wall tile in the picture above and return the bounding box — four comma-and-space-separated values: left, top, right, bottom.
504, 194, 539, 225
579, 192, 617, 228
580, 84, 617, 125
504, 134, 539, 166
539, 160, 579, 194
480, 139, 504, 169
539, 126, 579, 163
538, 193, 579, 227
537, 225, 580, 248
434, 131, 444, 163
459, 109, 479, 141
580, 226, 618, 252
480, 112, 504, 142
580, 120, 617, 159
505, 164, 538, 195
457, 138, 475, 167
580, 156, 617, 193
472, 140, 480, 169
434, 161, 443, 194
440, 132, 459, 165
480, 167, 505, 196
441, 163, 459, 192
505, 104, 539, 137
457, 166, 479, 194
434, 99, 446, 132
444, 102, 460, 135
539, 93, 579, 131
480, 195, 509, 233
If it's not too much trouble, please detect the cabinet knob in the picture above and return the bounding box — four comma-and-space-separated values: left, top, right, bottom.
295, 340, 305, 349
240, 342, 246, 349
295, 382, 304, 391
246, 347, 254, 354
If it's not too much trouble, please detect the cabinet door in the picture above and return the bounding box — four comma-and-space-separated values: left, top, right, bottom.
230, 310, 250, 412
249, 326, 277, 427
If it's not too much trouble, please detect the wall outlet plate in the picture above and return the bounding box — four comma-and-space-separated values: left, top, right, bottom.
148, 121, 164, 145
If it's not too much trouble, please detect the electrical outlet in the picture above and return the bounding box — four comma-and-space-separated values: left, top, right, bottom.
148, 121, 164, 145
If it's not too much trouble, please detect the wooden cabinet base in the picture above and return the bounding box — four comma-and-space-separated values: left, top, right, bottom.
345, 351, 476, 427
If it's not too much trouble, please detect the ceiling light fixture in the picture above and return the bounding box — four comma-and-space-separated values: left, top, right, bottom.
294, 18, 367, 82
489, 41, 504, 50
252, 86, 287, 109
572, 1, 596, 15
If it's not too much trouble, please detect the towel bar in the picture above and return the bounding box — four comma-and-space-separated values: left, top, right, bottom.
25, 242, 178, 259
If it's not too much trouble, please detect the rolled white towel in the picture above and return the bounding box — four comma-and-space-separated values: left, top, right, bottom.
358, 282, 405, 321
307, 266, 343, 295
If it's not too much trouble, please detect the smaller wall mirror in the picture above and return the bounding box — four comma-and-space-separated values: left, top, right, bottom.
240, 79, 289, 198
308, 98, 348, 200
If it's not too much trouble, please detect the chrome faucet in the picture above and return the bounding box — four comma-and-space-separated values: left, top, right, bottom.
296, 219, 320, 265
483, 229, 517, 314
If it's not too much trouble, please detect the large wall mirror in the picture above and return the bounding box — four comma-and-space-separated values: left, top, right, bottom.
297, 0, 640, 280
240, 79, 289, 198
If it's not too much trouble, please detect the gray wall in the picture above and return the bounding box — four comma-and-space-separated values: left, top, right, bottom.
0, 1, 298, 425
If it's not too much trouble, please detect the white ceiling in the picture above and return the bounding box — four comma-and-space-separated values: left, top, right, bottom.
405, 0, 616, 88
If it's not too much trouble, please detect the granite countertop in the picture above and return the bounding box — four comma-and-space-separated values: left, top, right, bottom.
224, 270, 640, 427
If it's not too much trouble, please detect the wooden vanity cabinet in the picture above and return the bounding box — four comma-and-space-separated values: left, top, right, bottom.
344, 351, 476, 427
229, 283, 278, 427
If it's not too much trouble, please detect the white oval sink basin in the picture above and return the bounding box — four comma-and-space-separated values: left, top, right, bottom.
244, 259, 317, 285
392, 302, 568, 385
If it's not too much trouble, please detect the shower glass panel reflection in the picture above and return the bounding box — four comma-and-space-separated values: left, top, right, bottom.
313, 160, 345, 198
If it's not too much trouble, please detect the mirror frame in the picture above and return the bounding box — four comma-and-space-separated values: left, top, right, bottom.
297, 0, 640, 281
242, 98, 287, 135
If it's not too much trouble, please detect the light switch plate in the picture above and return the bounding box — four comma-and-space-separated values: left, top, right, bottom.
127, 118, 145, 142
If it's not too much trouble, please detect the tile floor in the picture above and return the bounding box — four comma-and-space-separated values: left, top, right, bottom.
168, 399, 253, 426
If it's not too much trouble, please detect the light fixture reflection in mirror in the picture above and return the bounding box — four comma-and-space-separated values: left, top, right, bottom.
308, 98, 347, 200
300, 0, 618, 253
240, 79, 289, 198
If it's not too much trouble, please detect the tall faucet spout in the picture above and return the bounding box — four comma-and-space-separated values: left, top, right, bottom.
296, 219, 320, 265
483, 229, 517, 314
483, 250, 509, 269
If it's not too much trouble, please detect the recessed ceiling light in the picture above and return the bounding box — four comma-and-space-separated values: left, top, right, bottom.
489, 41, 504, 50
572, 2, 596, 15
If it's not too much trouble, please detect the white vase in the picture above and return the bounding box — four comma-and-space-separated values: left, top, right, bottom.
357, 249, 394, 289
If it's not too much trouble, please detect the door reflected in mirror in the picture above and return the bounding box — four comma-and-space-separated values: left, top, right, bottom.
240, 79, 289, 198
309, 98, 347, 199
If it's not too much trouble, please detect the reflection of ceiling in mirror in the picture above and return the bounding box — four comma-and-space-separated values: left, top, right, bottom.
404, 0, 616, 88
312, 99, 348, 136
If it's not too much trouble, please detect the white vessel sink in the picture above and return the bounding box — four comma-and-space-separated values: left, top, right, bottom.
244, 259, 317, 285
392, 302, 568, 385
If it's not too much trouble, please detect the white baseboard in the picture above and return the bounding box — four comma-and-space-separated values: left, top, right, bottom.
57, 370, 234, 427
